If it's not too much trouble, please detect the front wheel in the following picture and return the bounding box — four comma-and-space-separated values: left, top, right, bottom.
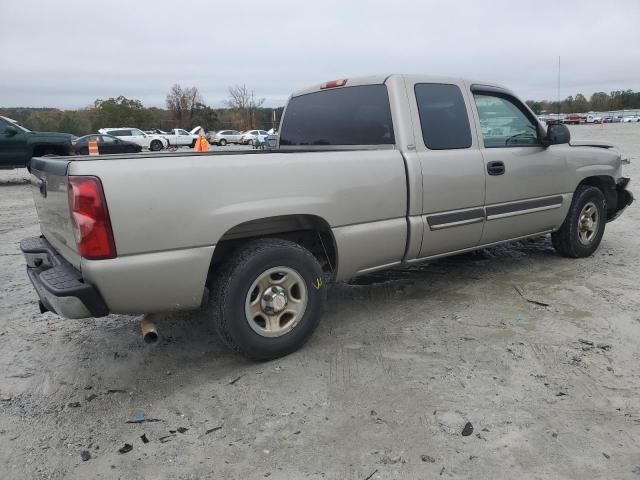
149, 140, 163, 151
219, 139, 227, 146
551, 185, 606, 258
209, 239, 326, 361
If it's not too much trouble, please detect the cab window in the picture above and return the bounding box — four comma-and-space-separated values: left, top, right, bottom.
131, 129, 146, 136
473, 93, 539, 147
414, 83, 472, 150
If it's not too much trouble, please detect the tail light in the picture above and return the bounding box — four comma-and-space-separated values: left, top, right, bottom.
320, 79, 348, 89
67, 176, 116, 260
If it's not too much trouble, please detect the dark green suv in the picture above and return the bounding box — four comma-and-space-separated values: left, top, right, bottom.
0, 116, 73, 169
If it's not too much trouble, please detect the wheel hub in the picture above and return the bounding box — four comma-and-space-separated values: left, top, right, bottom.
261, 285, 288, 314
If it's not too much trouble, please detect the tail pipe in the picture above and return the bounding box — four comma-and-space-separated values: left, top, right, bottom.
140, 314, 161, 344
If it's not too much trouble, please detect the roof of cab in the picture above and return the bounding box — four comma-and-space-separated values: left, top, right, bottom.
289, 74, 510, 98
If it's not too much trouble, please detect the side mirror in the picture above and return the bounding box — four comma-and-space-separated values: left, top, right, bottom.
543, 123, 571, 146
5, 125, 19, 137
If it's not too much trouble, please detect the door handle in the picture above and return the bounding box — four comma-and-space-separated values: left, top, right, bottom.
487, 161, 505, 176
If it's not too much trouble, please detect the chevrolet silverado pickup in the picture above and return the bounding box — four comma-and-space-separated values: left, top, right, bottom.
21, 74, 633, 360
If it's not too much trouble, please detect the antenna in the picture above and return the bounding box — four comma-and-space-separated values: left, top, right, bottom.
557, 56, 561, 118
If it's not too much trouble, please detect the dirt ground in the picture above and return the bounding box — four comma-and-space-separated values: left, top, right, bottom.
1, 124, 639, 480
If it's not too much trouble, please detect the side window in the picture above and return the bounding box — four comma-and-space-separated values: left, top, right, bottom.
473, 93, 539, 147
101, 135, 116, 143
131, 129, 145, 136
178, 129, 189, 135
414, 83, 472, 150
111, 130, 129, 136
0, 118, 8, 130
279, 84, 395, 146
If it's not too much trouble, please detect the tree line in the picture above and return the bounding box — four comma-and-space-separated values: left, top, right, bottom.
526, 89, 640, 114
0, 84, 283, 136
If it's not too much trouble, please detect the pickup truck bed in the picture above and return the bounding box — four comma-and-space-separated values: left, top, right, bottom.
22, 74, 633, 360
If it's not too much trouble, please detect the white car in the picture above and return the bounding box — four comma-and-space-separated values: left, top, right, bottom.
621, 116, 640, 123
239, 130, 270, 146
98, 128, 169, 151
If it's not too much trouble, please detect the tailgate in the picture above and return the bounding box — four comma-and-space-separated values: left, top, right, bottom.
29, 157, 81, 270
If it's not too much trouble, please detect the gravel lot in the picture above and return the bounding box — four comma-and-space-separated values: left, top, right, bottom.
1, 125, 639, 479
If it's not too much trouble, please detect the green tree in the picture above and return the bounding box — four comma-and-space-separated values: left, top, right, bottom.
90, 96, 146, 131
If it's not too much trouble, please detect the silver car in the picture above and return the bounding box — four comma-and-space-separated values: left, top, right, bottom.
209, 130, 243, 146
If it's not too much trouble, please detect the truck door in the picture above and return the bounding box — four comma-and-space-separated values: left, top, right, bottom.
468, 86, 568, 244
405, 79, 487, 258
0, 117, 28, 167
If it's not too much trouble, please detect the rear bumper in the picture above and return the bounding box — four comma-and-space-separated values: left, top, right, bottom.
20, 236, 108, 319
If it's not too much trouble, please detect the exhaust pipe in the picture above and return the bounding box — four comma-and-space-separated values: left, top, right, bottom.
140, 314, 161, 344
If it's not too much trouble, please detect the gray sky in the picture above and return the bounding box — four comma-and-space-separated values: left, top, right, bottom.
2, 0, 639, 109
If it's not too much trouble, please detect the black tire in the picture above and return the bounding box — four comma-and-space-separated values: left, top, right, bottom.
190, 139, 197, 148
209, 239, 326, 361
150, 140, 163, 151
551, 185, 606, 258
219, 139, 227, 146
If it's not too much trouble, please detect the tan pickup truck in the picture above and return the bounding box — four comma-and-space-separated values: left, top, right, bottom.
21, 74, 633, 360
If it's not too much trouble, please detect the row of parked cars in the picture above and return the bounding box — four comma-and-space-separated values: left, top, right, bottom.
207, 129, 275, 146
0, 113, 279, 170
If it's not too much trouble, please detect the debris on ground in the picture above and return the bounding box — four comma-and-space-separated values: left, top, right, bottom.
363, 469, 378, 480
80, 450, 91, 461
462, 422, 474, 436
140, 434, 149, 444
85, 394, 98, 402
205, 426, 223, 435
579, 339, 594, 346
421, 455, 436, 463
125, 411, 162, 424
379, 454, 402, 464
228, 375, 244, 385
597, 343, 612, 351
106, 389, 127, 394
603, 452, 610, 459
176, 427, 188, 434
513, 285, 550, 307
67, 402, 81, 408
440, 466, 446, 475
159, 435, 175, 444
118, 443, 133, 454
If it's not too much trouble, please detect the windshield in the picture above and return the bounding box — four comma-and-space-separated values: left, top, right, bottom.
2, 116, 30, 132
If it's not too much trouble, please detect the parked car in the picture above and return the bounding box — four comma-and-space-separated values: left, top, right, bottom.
160, 128, 201, 147
22, 74, 633, 361
209, 130, 243, 146
0, 115, 72, 169
72, 134, 142, 155
240, 129, 270, 146
98, 128, 168, 151
621, 116, 640, 123
604, 117, 622, 123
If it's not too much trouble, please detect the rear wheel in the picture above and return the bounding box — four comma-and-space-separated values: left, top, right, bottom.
551, 185, 606, 258
149, 140, 163, 151
209, 239, 326, 361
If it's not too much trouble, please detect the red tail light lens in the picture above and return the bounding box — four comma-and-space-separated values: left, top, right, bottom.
67, 176, 116, 260
320, 79, 348, 89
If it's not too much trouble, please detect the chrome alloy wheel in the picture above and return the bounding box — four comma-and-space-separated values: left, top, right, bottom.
578, 201, 599, 245
244, 267, 308, 337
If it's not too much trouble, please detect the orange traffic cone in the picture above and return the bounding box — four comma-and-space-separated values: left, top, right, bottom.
194, 135, 209, 152
88, 140, 99, 155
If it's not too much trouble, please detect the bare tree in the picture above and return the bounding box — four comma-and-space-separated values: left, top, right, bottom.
225, 85, 265, 130
166, 84, 204, 127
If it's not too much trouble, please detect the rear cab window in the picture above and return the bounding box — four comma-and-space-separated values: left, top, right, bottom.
279, 84, 395, 146
414, 83, 472, 150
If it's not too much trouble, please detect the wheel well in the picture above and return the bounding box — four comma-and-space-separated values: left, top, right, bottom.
32, 144, 68, 157
577, 175, 616, 209
208, 215, 337, 282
